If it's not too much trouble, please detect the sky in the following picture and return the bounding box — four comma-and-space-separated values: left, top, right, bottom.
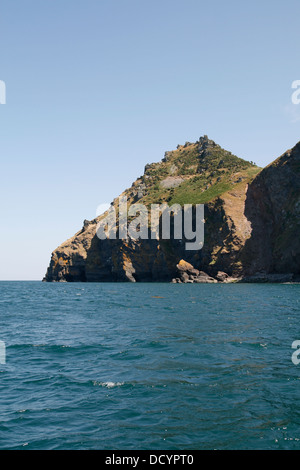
0, 0, 300, 280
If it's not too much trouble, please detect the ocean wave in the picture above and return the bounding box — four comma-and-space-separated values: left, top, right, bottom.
93, 381, 125, 388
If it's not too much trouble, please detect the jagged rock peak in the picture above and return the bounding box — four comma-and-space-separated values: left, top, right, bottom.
198, 135, 218, 152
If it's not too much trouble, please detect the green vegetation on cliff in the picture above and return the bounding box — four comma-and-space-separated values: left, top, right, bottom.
125, 135, 260, 208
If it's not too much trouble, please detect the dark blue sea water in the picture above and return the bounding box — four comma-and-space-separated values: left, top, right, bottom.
0, 281, 300, 450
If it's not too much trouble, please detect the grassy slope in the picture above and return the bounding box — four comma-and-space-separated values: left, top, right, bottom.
124, 137, 261, 208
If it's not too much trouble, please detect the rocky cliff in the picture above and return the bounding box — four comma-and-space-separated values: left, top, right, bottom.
43, 137, 300, 283
240, 141, 300, 281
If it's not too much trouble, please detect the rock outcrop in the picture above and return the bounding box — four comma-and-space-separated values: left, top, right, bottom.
172, 260, 218, 283
240, 142, 300, 276
43, 137, 300, 283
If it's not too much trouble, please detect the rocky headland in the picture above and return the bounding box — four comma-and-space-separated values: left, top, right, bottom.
44, 136, 300, 283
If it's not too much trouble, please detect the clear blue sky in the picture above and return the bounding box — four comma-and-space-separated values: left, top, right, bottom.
0, 0, 299, 280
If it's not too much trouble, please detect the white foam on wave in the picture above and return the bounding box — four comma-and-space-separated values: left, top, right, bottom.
93, 381, 124, 388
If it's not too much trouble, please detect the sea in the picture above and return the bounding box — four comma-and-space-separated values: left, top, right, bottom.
0, 281, 299, 450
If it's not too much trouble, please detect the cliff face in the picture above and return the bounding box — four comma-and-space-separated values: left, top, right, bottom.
240, 142, 300, 278
44, 137, 300, 283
